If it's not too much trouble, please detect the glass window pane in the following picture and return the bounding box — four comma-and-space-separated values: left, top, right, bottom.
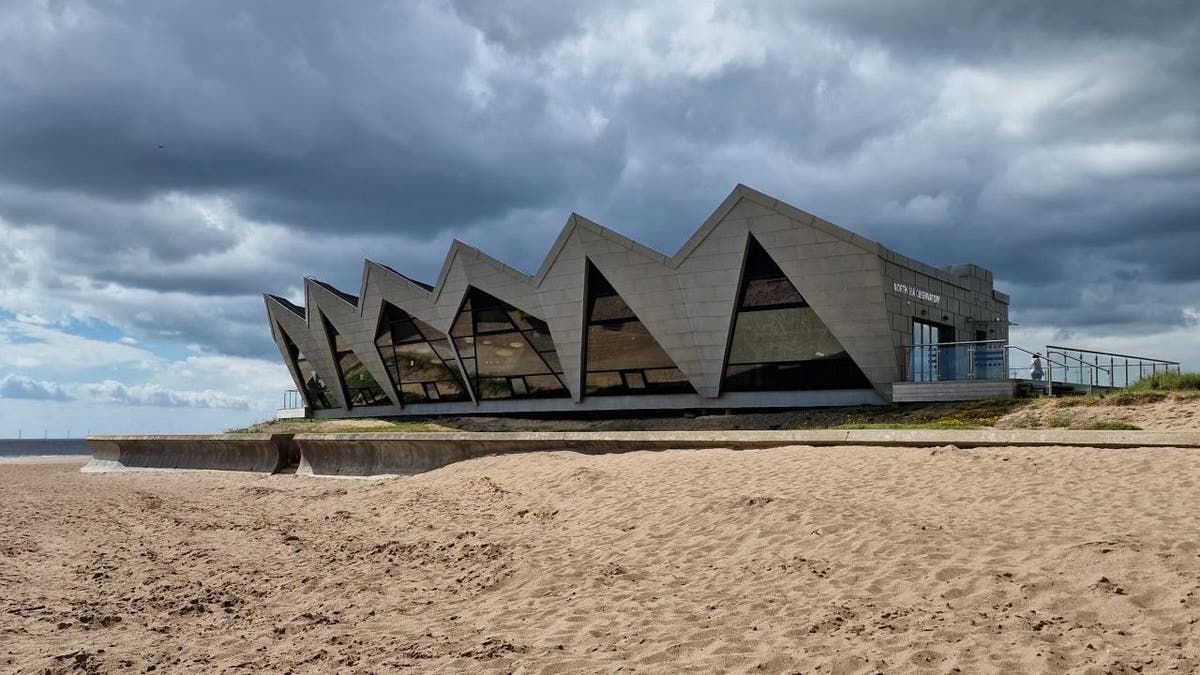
475, 308, 512, 333
624, 372, 646, 389
525, 327, 556, 353
429, 338, 456, 361
724, 358, 869, 391
727, 307, 848, 365
477, 377, 512, 399
510, 378, 528, 397
391, 341, 456, 383
400, 383, 427, 402
381, 318, 423, 345
721, 236, 871, 393
587, 322, 677, 372
585, 372, 623, 395
451, 310, 473, 337
424, 383, 441, 400
447, 288, 568, 399
436, 380, 462, 397
454, 336, 476, 359
507, 309, 534, 331
339, 351, 388, 406
581, 263, 696, 397
644, 368, 688, 384
373, 302, 468, 404
741, 277, 805, 308
476, 333, 551, 377
524, 374, 567, 395
540, 351, 562, 373
590, 295, 636, 322
282, 329, 334, 409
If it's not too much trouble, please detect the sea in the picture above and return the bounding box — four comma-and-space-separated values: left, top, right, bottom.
0, 438, 91, 463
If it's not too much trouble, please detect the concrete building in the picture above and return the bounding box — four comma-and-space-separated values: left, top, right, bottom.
264, 185, 1010, 418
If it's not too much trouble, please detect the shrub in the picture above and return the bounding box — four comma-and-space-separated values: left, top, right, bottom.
1079, 420, 1140, 431
1044, 415, 1072, 428
1127, 372, 1200, 392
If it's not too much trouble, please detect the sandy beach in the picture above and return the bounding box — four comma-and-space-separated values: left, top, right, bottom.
3, 445, 1199, 673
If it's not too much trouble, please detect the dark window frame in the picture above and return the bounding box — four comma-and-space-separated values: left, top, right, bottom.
278, 324, 335, 409
721, 237, 871, 392
581, 262, 696, 397
451, 288, 570, 400
374, 302, 470, 405
322, 313, 390, 408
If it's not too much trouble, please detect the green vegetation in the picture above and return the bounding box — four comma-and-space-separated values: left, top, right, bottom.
837, 420, 981, 430
1127, 372, 1200, 392
227, 418, 447, 434
1044, 414, 1072, 428
1078, 420, 1140, 431
836, 399, 1026, 430
1049, 372, 1200, 408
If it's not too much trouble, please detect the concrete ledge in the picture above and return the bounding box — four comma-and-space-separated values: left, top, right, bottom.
82, 434, 298, 474
82, 430, 1200, 478
293, 429, 1200, 476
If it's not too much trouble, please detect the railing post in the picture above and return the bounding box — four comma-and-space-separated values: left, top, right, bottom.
1047, 349, 1053, 397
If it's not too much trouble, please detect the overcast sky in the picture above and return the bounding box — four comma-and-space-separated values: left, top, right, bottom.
1, 0, 1198, 436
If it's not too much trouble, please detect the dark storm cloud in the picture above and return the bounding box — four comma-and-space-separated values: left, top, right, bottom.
0, 2, 623, 233
0, 0, 1198, 363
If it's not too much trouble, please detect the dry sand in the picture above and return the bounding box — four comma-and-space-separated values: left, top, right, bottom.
3, 445, 1200, 673
996, 396, 1200, 431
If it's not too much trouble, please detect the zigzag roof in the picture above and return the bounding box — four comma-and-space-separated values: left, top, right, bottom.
263, 183, 994, 409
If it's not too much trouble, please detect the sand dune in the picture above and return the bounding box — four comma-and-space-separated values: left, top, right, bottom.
3, 445, 1199, 673
996, 395, 1200, 431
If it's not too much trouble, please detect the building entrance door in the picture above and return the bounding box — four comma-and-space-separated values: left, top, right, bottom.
911, 319, 956, 382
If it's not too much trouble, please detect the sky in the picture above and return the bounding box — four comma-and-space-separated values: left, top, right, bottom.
1, 0, 1198, 437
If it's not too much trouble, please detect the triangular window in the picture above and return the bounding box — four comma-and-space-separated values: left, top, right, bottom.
449, 288, 568, 400
374, 302, 468, 403
722, 237, 870, 391
583, 263, 695, 396
322, 315, 389, 407
279, 325, 335, 409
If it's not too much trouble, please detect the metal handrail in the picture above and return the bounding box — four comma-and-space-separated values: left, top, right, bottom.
1005, 344, 1078, 371
1045, 345, 1180, 366
901, 339, 1179, 396
905, 339, 1007, 348
1047, 348, 1111, 376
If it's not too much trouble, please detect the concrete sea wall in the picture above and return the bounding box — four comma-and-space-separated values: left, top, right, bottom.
84, 430, 1200, 477
82, 434, 298, 474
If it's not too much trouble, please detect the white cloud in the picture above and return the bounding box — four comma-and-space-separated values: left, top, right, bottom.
0, 374, 71, 401
78, 380, 252, 410
0, 319, 158, 371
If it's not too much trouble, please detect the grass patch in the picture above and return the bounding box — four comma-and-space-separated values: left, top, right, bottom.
226, 418, 448, 434
1078, 420, 1141, 431
838, 420, 982, 430
1128, 372, 1200, 392
1044, 414, 1072, 429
